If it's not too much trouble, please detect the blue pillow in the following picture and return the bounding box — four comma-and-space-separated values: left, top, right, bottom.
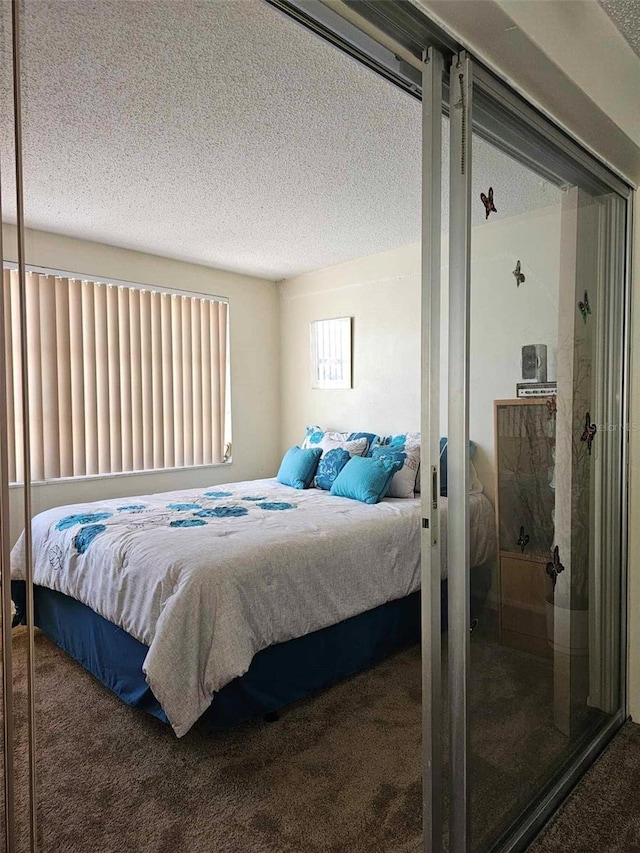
439, 437, 477, 497
330, 455, 402, 504
315, 447, 353, 491
277, 446, 322, 490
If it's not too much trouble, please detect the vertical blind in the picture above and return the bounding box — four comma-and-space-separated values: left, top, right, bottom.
2, 269, 229, 483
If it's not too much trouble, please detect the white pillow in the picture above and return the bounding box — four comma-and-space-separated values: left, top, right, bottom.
302, 425, 347, 448
302, 425, 379, 455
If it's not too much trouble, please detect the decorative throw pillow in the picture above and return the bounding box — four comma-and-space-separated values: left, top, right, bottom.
277, 446, 322, 490
346, 431, 380, 454
302, 425, 379, 455
330, 455, 402, 504
312, 435, 368, 490
370, 440, 421, 499
387, 432, 420, 447
300, 425, 338, 449
389, 432, 422, 493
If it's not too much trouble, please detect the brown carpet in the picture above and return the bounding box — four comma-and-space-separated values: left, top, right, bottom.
0, 621, 628, 852
8, 628, 424, 853
530, 721, 640, 852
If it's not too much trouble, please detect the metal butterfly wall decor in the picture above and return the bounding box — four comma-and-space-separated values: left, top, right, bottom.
580, 411, 597, 455
517, 525, 530, 553
578, 290, 591, 324
546, 545, 565, 588
480, 187, 497, 219
513, 260, 525, 288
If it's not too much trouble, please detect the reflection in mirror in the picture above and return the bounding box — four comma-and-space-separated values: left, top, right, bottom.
466, 129, 626, 850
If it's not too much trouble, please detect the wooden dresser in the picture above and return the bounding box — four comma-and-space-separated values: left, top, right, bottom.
495, 399, 556, 658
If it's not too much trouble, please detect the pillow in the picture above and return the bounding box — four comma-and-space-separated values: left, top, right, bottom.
439, 436, 478, 497
369, 442, 421, 499
388, 433, 422, 493
302, 425, 379, 455
346, 431, 380, 454
330, 455, 402, 504
277, 446, 322, 490
302, 425, 332, 448
313, 436, 368, 490
387, 431, 420, 448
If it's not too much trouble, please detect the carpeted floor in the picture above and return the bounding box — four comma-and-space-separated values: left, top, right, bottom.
0, 621, 631, 852
529, 721, 640, 852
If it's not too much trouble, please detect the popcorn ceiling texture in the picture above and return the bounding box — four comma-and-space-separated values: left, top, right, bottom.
599, 0, 640, 58
0, 0, 559, 280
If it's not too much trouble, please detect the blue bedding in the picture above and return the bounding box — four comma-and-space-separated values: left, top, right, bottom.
13, 580, 426, 730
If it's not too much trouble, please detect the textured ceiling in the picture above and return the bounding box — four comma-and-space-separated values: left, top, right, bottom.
0, 0, 560, 281
599, 0, 640, 57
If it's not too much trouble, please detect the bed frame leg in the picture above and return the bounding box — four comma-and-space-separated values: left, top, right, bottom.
264, 711, 280, 723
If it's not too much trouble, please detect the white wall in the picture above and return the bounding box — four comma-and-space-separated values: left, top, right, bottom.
280, 242, 421, 447
280, 203, 562, 507
3, 225, 281, 545
494, 0, 640, 146
465, 204, 561, 504
416, 0, 640, 186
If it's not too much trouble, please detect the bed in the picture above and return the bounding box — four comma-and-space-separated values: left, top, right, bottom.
11, 477, 496, 736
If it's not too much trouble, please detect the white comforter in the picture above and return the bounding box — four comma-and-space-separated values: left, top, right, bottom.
11, 478, 495, 736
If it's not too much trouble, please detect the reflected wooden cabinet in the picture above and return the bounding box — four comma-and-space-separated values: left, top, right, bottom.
495, 399, 556, 658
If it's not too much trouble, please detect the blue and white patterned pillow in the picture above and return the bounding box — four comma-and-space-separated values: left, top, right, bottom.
302, 425, 329, 448
303, 426, 379, 455
371, 436, 420, 499
305, 432, 369, 490
346, 431, 380, 453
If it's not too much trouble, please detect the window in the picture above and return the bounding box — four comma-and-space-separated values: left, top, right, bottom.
2, 268, 230, 483
310, 317, 352, 389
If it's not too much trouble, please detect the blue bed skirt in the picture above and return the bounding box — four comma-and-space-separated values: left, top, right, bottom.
13, 581, 431, 731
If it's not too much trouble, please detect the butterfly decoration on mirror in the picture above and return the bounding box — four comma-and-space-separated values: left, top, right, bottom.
580, 411, 597, 455
517, 525, 530, 553
512, 260, 525, 288
546, 397, 557, 417
578, 290, 591, 324
545, 545, 565, 588
480, 187, 497, 219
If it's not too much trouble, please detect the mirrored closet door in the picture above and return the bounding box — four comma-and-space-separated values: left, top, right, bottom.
439, 52, 630, 853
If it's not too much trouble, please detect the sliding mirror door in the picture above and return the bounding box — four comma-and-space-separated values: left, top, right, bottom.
445, 53, 629, 852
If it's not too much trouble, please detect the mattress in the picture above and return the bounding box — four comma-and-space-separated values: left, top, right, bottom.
11, 478, 495, 736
